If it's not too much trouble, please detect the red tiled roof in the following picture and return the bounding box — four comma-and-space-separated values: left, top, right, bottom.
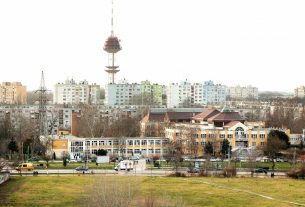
208, 112, 244, 122
192, 109, 220, 121
166, 112, 200, 121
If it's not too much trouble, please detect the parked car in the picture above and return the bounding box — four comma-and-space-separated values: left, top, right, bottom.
251, 168, 268, 174
16, 163, 34, 171
75, 166, 89, 171
187, 167, 201, 173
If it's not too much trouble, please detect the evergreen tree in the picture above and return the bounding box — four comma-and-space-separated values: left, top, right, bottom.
221, 139, 230, 157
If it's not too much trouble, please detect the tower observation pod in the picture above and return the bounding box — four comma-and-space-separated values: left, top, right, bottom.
104, 0, 121, 84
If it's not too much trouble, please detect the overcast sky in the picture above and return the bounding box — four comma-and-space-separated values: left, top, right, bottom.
0, 0, 304, 92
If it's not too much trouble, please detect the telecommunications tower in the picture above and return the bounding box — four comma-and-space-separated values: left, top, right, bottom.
104, 0, 122, 84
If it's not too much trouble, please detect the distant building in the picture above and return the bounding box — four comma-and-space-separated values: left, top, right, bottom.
105, 79, 165, 106
294, 86, 305, 99
0, 82, 27, 105
53, 79, 101, 105
227, 85, 258, 100
166, 80, 226, 108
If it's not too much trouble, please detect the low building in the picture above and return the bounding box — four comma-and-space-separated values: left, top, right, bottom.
165, 108, 291, 156
51, 135, 169, 159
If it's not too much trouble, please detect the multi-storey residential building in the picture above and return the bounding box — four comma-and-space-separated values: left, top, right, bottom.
53, 79, 101, 105
105, 79, 165, 106
0, 82, 27, 105
294, 86, 305, 99
167, 80, 192, 108
227, 85, 258, 100
140, 80, 165, 106
51, 135, 169, 159
167, 80, 226, 108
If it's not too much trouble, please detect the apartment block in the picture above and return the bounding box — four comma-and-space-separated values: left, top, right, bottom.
167, 80, 226, 108
0, 82, 27, 105
105, 79, 165, 106
53, 79, 101, 105
227, 85, 258, 100
294, 86, 305, 99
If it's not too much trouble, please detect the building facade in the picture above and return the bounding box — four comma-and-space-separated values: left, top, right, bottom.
165, 108, 290, 156
51, 136, 169, 159
294, 86, 305, 99
227, 85, 258, 100
53, 79, 101, 105
167, 80, 227, 108
0, 82, 27, 105
105, 79, 165, 106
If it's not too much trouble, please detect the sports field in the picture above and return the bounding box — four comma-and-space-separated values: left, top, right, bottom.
0, 176, 304, 207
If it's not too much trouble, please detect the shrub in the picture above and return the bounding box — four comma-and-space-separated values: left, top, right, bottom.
287, 166, 305, 179
168, 172, 187, 177
222, 167, 237, 178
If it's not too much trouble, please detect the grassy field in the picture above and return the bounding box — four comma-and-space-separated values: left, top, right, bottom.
0, 176, 304, 207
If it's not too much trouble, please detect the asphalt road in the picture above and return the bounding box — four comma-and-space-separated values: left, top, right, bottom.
6, 168, 287, 177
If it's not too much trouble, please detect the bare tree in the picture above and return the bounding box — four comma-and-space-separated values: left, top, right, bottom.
77, 104, 107, 137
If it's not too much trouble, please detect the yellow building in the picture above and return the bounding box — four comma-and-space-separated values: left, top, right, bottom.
165, 108, 290, 156
0, 82, 27, 104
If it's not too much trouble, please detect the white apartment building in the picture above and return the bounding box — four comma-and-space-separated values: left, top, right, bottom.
294, 86, 305, 99
167, 80, 227, 108
105, 79, 141, 106
227, 85, 258, 99
53, 79, 101, 105
105, 79, 165, 106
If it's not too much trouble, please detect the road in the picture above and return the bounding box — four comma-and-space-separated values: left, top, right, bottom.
6, 168, 287, 177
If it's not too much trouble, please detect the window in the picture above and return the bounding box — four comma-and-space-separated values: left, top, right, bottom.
134, 140, 140, 146
92, 141, 97, 146
259, 134, 265, 139
128, 140, 133, 145
201, 134, 207, 138
99, 141, 105, 146
227, 134, 233, 138
149, 140, 154, 145
251, 134, 257, 138
141, 140, 147, 145
155, 140, 161, 145
85, 141, 90, 147
220, 134, 225, 139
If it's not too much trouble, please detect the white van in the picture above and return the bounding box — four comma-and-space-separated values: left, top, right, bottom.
115, 160, 134, 171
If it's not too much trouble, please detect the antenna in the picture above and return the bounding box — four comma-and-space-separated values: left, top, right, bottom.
111, 0, 114, 36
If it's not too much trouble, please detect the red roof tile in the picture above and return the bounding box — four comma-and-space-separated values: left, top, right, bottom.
208, 111, 244, 122
192, 109, 220, 121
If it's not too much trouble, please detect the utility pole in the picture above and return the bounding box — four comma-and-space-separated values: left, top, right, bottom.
36, 71, 48, 137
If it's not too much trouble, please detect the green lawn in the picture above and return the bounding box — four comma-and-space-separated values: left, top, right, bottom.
0, 176, 304, 207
